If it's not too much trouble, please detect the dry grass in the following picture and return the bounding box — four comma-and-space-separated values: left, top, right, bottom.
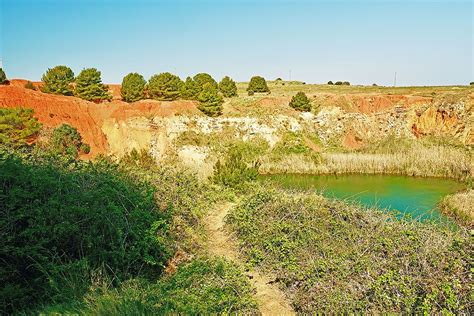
440, 190, 474, 228
260, 144, 473, 181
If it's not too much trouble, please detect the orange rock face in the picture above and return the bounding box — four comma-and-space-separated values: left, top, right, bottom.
0, 81, 199, 157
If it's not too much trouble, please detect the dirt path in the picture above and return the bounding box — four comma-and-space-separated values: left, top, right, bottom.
206, 202, 295, 316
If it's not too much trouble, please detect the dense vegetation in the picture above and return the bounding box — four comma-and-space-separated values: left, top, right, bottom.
289, 91, 311, 111
0, 108, 42, 147
197, 83, 224, 117
0, 68, 7, 84
148, 72, 183, 101
212, 148, 259, 188
218, 76, 238, 97
121, 72, 146, 102
74, 68, 112, 102
50, 124, 90, 157
247, 76, 270, 95
227, 186, 472, 313
41, 65, 75, 95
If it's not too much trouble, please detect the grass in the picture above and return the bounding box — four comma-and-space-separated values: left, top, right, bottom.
226, 185, 472, 313
440, 189, 474, 228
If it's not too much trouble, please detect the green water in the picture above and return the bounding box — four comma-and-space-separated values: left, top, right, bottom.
261, 174, 465, 222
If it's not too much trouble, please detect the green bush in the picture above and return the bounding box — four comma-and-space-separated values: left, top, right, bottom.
193, 73, 218, 92
0, 155, 172, 314
227, 187, 471, 313
74, 68, 111, 102
180, 76, 200, 100
327, 81, 334, 85
343, 81, 350, 86
247, 76, 269, 94
0, 108, 42, 147
334, 81, 343, 85
121, 72, 146, 102
50, 124, 90, 158
197, 83, 224, 117
289, 92, 311, 112
41, 65, 75, 95
43, 258, 258, 315
212, 148, 259, 188
0, 68, 8, 84
24, 81, 36, 90
470, 82, 473, 86
148, 72, 183, 101
218, 76, 238, 97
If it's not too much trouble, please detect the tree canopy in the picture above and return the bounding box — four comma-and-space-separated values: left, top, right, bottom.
289, 92, 311, 112
247, 76, 269, 94
148, 72, 183, 101
121, 72, 146, 102
218, 76, 238, 98
197, 83, 223, 117
41, 66, 75, 95
0, 108, 42, 147
74, 68, 112, 102
0, 68, 7, 84
180, 76, 200, 100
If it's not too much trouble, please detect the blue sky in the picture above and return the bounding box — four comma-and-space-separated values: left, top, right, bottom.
1, 0, 472, 86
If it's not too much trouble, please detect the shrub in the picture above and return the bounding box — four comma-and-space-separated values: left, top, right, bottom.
276, 77, 282, 81
470, 82, 474, 86
193, 73, 218, 92
0, 155, 171, 313
247, 76, 270, 94
197, 83, 223, 117
327, 81, 333, 85
74, 68, 112, 102
334, 81, 343, 85
0, 108, 42, 147
180, 76, 200, 100
372, 83, 378, 86
24, 81, 36, 90
121, 73, 146, 102
0, 68, 7, 84
148, 72, 183, 101
227, 187, 471, 313
41, 65, 75, 95
343, 81, 350, 85
289, 92, 311, 112
212, 148, 259, 188
218, 76, 238, 97
50, 124, 90, 158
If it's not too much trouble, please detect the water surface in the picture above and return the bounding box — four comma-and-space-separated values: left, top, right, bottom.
261, 174, 464, 222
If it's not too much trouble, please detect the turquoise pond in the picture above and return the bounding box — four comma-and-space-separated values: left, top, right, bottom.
260, 174, 465, 222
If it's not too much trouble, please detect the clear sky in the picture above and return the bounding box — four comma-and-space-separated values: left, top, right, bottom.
1, 0, 472, 86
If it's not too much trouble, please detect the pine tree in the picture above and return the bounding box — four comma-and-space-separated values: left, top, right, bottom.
180, 76, 200, 100
289, 92, 311, 112
74, 68, 111, 102
0, 68, 7, 84
197, 83, 224, 117
193, 73, 218, 92
247, 76, 269, 95
148, 72, 183, 100
121, 72, 146, 102
218, 76, 238, 97
41, 65, 75, 95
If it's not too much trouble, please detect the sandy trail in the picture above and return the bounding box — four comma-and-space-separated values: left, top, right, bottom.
205, 202, 295, 316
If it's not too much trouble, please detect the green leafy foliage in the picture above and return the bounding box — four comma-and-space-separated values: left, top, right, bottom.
50, 124, 90, 158
121, 72, 146, 102
42, 258, 258, 315
193, 73, 218, 92
41, 65, 75, 95
197, 83, 224, 117
227, 187, 471, 313
343, 81, 350, 85
74, 68, 112, 102
180, 76, 200, 100
335, 81, 343, 85
327, 81, 333, 85
148, 72, 183, 100
289, 92, 311, 112
212, 148, 259, 188
24, 81, 36, 90
0, 68, 7, 84
0, 108, 41, 147
247, 76, 270, 94
0, 154, 172, 314
218, 76, 238, 97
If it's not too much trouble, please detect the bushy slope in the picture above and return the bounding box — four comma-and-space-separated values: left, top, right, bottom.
227, 186, 472, 313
